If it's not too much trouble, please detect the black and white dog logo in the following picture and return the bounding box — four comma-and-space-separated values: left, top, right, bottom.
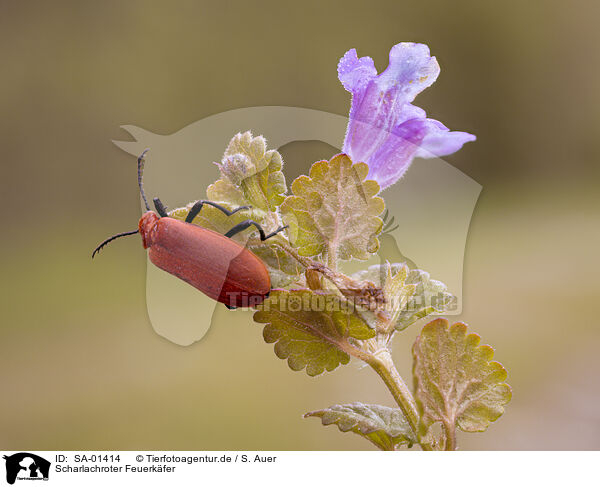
3, 453, 50, 484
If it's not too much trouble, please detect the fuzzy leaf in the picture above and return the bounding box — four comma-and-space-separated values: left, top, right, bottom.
207, 131, 287, 212
168, 132, 302, 287
413, 319, 512, 435
352, 263, 454, 331
304, 403, 416, 450
169, 202, 253, 238
253, 289, 375, 376
280, 154, 384, 260
250, 246, 304, 288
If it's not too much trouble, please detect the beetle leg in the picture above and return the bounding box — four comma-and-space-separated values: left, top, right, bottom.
153, 197, 169, 217
185, 200, 251, 223
225, 220, 288, 241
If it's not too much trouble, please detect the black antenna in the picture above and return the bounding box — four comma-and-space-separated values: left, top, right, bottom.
137, 148, 151, 211
92, 230, 139, 259
92, 149, 150, 259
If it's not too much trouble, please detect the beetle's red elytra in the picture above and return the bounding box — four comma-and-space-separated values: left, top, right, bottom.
139, 212, 271, 307
92, 150, 287, 309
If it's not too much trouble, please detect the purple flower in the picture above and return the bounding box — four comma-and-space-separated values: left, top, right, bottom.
339, 42, 476, 189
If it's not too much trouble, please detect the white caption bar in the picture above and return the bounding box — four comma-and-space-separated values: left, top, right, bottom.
0, 451, 596, 486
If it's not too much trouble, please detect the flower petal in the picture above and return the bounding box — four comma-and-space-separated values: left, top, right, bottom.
337, 48, 377, 93
414, 120, 476, 159
395, 103, 427, 124
377, 43, 440, 104
366, 119, 428, 188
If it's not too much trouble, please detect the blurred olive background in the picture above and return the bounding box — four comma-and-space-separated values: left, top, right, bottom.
1, 0, 599, 451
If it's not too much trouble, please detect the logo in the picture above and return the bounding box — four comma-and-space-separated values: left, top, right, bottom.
3, 453, 50, 484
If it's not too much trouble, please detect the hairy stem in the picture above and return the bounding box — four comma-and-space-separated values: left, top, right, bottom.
273, 240, 315, 268
443, 422, 457, 451
326, 244, 338, 272
339, 343, 432, 451
366, 351, 423, 443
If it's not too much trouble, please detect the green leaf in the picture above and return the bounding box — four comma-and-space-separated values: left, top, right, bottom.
253, 289, 375, 376
412, 319, 512, 436
352, 263, 455, 331
169, 203, 251, 237
250, 246, 304, 288
304, 403, 416, 451
207, 131, 287, 212
280, 154, 384, 261
168, 132, 303, 287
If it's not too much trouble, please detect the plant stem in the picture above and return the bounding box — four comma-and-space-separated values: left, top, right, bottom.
366, 350, 428, 447
273, 241, 314, 268
326, 244, 338, 272
341, 344, 432, 451
443, 422, 457, 451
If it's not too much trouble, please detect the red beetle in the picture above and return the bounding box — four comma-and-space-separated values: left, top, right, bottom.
92, 150, 286, 308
